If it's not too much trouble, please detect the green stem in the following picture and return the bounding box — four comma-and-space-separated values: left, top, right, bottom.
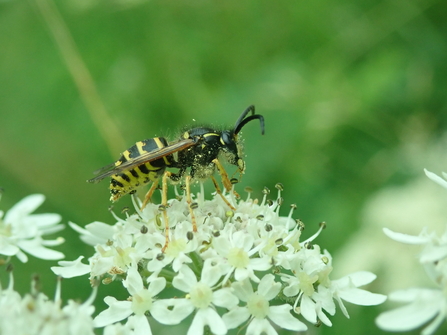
188, 251, 204, 278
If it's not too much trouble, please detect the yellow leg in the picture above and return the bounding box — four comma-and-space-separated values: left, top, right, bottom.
212, 158, 232, 191
211, 175, 236, 211
212, 158, 240, 200
141, 180, 159, 210
185, 175, 198, 232
160, 171, 171, 253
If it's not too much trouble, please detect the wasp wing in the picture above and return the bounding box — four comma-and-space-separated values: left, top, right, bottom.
87, 138, 196, 183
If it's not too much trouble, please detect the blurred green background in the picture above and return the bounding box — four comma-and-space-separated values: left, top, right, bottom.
1, 0, 447, 334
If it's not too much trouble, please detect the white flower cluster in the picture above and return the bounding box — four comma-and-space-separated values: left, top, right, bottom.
376, 169, 447, 335
0, 272, 96, 335
61, 185, 385, 335
0, 194, 65, 262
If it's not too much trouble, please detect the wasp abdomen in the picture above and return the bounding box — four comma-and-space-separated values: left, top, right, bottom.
109, 137, 173, 202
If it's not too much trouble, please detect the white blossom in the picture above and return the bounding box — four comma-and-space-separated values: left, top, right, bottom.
165, 261, 238, 335
69, 185, 384, 334
213, 229, 272, 283
0, 272, 96, 335
94, 266, 166, 333
281, 243, 386, 326
0, 194, 64, 262
330, 271, 387, 317
376, 169, 447, 334
223, 274, 307, 334
377, 288, 447, 335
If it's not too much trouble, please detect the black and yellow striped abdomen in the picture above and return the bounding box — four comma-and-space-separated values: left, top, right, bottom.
110, 137, 174, 202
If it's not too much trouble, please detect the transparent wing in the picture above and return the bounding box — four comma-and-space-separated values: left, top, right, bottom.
87, 138, 196, 183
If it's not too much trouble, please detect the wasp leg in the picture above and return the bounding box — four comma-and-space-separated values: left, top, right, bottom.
141, 180, 159, 210
210, 175, 236, 211
212, 158, 232, 191
185, 175, 198, 232
212, 158, 240, 201
160, 171, 171, 253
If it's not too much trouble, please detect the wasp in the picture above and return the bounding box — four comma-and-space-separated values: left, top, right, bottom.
88, 105, 264, 251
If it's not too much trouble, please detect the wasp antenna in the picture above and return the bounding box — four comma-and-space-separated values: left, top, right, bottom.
234, 111, 264, 135
234, 105, 255, 129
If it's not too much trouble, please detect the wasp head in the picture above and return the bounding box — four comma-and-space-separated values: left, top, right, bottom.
220, 105, 265, 173
220, 130, 245, 172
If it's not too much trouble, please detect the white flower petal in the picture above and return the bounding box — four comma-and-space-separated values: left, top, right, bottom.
212, 287, 238, 309
339, 288, 387, 306
300, 295, 317, 323
51, 256, 90, 277
86, 221, 115, 239
282, 275, 299, 297
41, 237, 65, 247
376, 296, 442, 332
173, 265, 197, 292
387, 288, 432, 302
69, 221, 113, 245
151, 298, 194, 325
333, 271, 377, 288
420, 244, 447, 263
93, 297, 132, 327
4, 194, 45, 223
124, 267, 144, 294
247, 318, 277, 335
315, 285, 336, 315
268, 304, 307, 331
131, 315, 152, 335
15, 250, 28, 262
424, 169, 447, 189
317, 307, 332, 327
422, 311, 446, 335
383, 227, 430, 244
68, 221, 87, 235
233, 231, 254, 252
334, 295, 350, 318
0, 237, 20, 256
222, 306, 250, 329
257, 274, 281, 300
25, 213, 62, 229
171, 252, 192, 272
212, 236, 231, 255
187, 308, 227, 335
103, 323, 132, 335
234, 267, 249, 281
232, 278, 254, 302
90, 253, 115, 277
249, 257, 273, 271
201, 258, 224, 287
147, 277, 166, 297
17, 238, 64, 260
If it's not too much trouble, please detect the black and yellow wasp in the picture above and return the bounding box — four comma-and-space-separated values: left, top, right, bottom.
88, 105, 264, 250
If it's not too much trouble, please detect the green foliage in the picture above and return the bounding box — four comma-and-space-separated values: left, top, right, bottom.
1, 0, 446, 333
